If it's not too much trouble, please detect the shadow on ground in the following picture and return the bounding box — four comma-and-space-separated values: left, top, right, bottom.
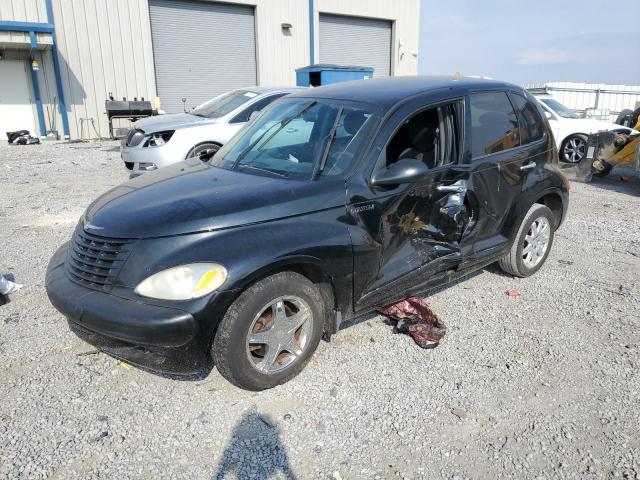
213, 411, 297, 480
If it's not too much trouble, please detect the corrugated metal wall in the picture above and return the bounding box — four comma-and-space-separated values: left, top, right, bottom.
1, 0, 420, 139
527, 82, 640, 122
51, 0, 156, 139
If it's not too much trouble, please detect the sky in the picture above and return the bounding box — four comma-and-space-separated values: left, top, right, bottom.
418, 0, 640, 86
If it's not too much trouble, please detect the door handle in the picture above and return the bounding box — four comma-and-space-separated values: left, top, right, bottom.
437, 185, 466, 193
520, 161, 537, 171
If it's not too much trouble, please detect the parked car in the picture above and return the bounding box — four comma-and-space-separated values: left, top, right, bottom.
46, 76, 569, 390
533, 94, 634, 164
121, 87, 301, 177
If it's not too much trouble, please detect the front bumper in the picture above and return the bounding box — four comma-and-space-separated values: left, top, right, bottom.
45, 244, 211, 374
121, 140, 186, 177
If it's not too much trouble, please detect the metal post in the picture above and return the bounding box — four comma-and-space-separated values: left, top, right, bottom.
45, 0, 70, 139
308, 0, 315, 64
28, 31, 47, 138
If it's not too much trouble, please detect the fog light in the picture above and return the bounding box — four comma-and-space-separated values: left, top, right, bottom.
139, 162, 157, 171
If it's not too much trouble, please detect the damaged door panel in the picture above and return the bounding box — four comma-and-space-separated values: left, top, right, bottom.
347, 97, 477, 311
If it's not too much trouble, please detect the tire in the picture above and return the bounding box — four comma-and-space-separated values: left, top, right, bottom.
560, 134, 588, 164
185, 142, 220, 160
615, 109, 634, 127
498, 204, 555, 278
212, 271, 324, 390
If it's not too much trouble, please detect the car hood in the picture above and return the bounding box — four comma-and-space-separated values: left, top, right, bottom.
83, 159, 346, 238
559, 117, 631, 134
134, 113, 214, 133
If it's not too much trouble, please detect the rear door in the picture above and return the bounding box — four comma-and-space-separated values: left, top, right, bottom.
468, 91, 549, 239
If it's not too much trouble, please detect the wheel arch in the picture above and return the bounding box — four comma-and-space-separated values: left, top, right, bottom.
184, 140, 223, 159
533, 191, 565, 229
223, 256, 341, 336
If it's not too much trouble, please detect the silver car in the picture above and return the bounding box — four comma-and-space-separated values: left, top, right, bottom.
121, 87, 300, 177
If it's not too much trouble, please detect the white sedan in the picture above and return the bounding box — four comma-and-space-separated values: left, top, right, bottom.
121, 87, 301, 177
534, 95, 634, 164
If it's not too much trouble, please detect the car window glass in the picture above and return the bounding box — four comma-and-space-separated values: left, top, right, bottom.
230, 93, 287, 124
212, 99, 375, 179
511, 93, 544, 144
540, 98, 579, 119
470, 91, 520, 158
191, 90, 258, 118
383, 102, 460, 169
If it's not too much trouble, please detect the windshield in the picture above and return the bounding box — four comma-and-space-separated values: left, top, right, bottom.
212, 98, 376, 179
540, 98, 579, 119
191, 90, 259, 118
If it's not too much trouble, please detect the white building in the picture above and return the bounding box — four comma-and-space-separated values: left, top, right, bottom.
0, 0, 420, 140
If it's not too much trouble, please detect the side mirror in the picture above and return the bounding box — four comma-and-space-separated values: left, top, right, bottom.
371, 159, 429, 187
249, 110, 260, 121
544, 111, 553, 120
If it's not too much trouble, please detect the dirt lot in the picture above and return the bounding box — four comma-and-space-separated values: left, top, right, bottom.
1, 141, 639, 480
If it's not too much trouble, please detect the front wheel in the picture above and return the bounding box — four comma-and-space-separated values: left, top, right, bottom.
185, 142, 220, 161
498, 204, 555, 277
560, 134, 588, 164
212, 272, 324, 390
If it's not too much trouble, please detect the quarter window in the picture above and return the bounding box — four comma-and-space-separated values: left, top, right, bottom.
470, 92, 520, 158
510, 93, 544, 144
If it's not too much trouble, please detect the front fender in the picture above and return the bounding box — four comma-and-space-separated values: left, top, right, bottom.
115, 207, 354, 318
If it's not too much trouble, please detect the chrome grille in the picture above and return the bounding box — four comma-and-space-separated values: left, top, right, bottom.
66, 227, 133, 291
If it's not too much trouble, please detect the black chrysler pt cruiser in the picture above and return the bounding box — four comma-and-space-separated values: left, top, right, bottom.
46, 77, 569, 390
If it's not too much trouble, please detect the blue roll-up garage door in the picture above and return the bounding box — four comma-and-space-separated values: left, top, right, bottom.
319, 14, 392, 78
149, 0, 257, 113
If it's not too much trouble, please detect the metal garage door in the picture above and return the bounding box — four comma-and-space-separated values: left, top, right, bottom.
0, 60, 36, 137
149, 0, 257, 113
319, 14, 392, 78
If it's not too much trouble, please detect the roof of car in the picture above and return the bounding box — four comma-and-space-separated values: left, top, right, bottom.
247, 86, 304, 94
288, 75, 523, 110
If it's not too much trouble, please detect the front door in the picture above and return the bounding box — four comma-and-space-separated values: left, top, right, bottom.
347, 98, 474, 310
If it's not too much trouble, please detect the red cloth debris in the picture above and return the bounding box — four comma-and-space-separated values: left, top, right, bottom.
505, 289, 522, 297
377, 296, 446, 349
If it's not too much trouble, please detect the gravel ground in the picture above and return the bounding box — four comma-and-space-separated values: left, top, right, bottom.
1, 140, 639, 480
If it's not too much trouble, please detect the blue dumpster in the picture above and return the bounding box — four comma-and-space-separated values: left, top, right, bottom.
295, 64, 374, 87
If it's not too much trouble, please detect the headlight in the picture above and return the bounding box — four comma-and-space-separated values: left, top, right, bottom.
145, 131, 174, 147
134, 263, 227, 300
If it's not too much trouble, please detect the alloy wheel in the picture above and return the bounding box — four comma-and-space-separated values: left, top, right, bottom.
563, 136, 586, 163
522, 216, 551, 268
245, 296, 313, 374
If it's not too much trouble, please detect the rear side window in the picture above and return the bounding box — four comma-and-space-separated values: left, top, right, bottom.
510, 93, 545, 144
230, 94, 287, 124
469, 92, 520, 158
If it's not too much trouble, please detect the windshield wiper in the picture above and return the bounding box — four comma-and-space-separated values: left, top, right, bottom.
232, 101, 317, 169
314, 106, 343, 177
237, 164, 288, 178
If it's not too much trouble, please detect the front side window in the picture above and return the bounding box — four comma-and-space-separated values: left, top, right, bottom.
383, 101, 461, 169
212, 98, 376, 179
191, 90, 259, 119
511, 93, 545, 144
470, 91, 520, 158
230, 93, 288, 124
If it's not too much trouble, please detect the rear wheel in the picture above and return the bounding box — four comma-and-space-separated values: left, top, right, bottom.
560, 134, 588, 164
212, 272, 324, 390
498, 204, 555, 277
